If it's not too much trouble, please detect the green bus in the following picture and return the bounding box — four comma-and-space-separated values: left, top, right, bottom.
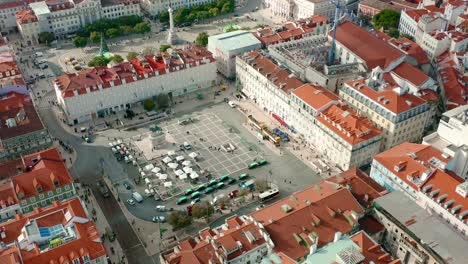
220, 174, 230, 181
216, 182, 225, 189
239, 173, 249, 180
191, 191, 201, 199
185, 188, 194, 196
205, 187, 215, 194
196, 184, 206, 191
177, 196, 188, 205
248, 162, 259, 169
208, 180, 217, 186
259, 159, 268, 166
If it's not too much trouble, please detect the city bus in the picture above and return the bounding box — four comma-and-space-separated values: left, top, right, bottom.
258, 188, 280, 203
208, 179, 217, 186
220, 174, 230, 181
190, 191, 201, 199
239, 173, 249, 180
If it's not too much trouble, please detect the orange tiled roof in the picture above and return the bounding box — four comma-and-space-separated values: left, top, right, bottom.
164, 215, 267, 264
0, 91, 44, 140
388, 37, 429, 64
350, 231, 401, 264
345, 79, 427, 114
250, 181, 364, 260
0, 198, 105, 264
292, 84, 340, 110
242, 51, 304, 92
333, 21, 404, 70
389, 62, 429, 87
374, 142, 468, 221
328, 168, 387, 207
253, 15, 328, 45
11, 148, 73, 200
315, 104, 382, 145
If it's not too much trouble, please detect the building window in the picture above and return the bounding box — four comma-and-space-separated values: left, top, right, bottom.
64, 185, 70, 190
48, 191, 54, 197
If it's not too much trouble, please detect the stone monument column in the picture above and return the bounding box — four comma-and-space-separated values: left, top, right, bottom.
167, 8, 178, 45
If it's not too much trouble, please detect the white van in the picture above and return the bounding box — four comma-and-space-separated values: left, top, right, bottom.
132, 192, 143, 203
35, 51, 44, 57
228, 101, 236, 108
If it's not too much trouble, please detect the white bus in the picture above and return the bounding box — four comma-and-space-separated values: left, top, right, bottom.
258, 188, 279, 203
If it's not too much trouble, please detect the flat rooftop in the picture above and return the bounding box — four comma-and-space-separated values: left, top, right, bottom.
375, 191, 468, 264
209, 30, 261, 52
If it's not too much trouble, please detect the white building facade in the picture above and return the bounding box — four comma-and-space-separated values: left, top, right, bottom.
208, 30, 262, 79
54, 47, 217, 124
18, 0, 141, 43
140, 0, 214, 16
423, 105, 468, 180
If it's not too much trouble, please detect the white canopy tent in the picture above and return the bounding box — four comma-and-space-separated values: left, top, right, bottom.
140, 171, 147, 178
162, 156, 172, 164
189, 172, 199, 179
182, 160, 191, 167
168, 163, 178, 169
164, 181, 173, 188
151, 167, 161, 173
179, 173, 188, 180
183, 167, 193, 174
176, 156, 185, 162
189, 152, 198, 159
167, 150, 176, 156
144, 178, 151, 184
144, 164, 155, 171
175, 169, 184, 176
158, 174, 168, 180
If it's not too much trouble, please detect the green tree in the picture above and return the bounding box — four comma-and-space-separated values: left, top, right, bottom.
119, 25, 134, 35
195, 32, 209, 47
373, 9, 400, 30
88, 56, 110, 67
174, 8, 190, 25
38, 32, 55, 45
168, 211, 191, 229
73, 36, 88, 48
209, 7, 219, 17
159, 10, 169, 23
106, 28, 121, 38
111, 54, 124, 63
156, 93, 170, 109
254, 179, 268, 193
191, 201, 214, 219
90, 31, 101, 43
143, 99, 156, 111
388, 28, 400, 38
127, 51, 138, 60
133, 22, 151, 34
159, 44, 171, 52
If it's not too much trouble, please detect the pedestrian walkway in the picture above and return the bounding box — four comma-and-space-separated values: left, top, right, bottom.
235, 99, 342, 178
76, 184, 126, 264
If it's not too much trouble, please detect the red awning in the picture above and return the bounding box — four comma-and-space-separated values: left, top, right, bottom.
272, 113, 287, 126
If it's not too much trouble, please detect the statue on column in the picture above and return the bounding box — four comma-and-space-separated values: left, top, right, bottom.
166, 7, 178, 45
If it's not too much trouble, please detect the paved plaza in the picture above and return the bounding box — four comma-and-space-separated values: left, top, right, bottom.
165, 112, 260, 177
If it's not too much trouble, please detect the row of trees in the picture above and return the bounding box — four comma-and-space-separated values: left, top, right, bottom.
160, 0, 235, 25
143, 94, 170, 111
87, 54, 124, 67
73, 15, 150, 48
369, 9, 414, 39
168, 201, 214, 229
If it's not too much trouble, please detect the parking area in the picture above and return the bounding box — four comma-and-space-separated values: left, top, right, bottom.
95, 101, 322, 222
165, 112, 259, 176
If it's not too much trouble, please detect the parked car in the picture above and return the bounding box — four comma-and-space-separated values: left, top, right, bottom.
228, 101, 236, 108
155, 205, 173, 212
123, 181, 131, 190
132, 192, 143, 203
126, 199, 136, 206
152, 216, 166, 223
228, 189, 239, 199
